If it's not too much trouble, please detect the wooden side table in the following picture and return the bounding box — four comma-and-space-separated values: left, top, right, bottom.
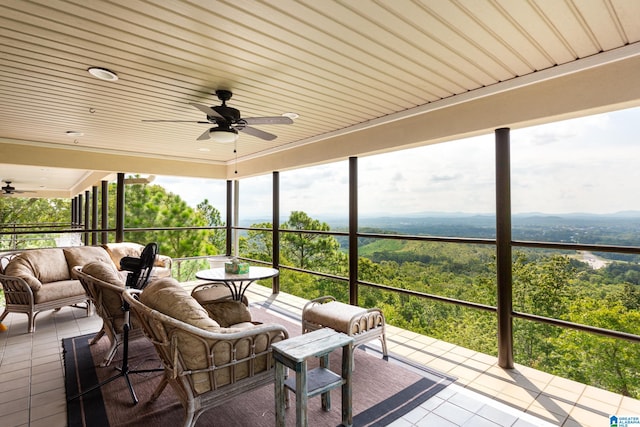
272, 328, 354, 427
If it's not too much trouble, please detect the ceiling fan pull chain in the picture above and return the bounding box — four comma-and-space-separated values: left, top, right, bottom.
234, 141, 238, 174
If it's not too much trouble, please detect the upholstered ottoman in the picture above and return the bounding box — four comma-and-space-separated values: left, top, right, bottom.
302, 295, 388, 358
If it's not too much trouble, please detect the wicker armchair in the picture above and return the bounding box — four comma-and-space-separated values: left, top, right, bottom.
72, 263, 145, 367
122, 282, 289, 427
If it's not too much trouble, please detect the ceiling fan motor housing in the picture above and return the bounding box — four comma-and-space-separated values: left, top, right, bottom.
211, 105, 241, 123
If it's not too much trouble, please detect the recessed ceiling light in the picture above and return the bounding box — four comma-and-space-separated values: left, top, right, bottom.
198, 147, 210, 152
66, 131, 84, 137
87, 67, 118, 81
282, 112, 299, 120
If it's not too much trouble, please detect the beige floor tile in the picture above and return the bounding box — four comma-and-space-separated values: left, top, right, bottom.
523, 404, 568, 426
462, 357, 492, 374
542, 384, 584, 402
0, 397, 29, 417
499, 382, 540, 404
0, 368, 30, 386
0, 408, 29, 427
469, 372, 510, 394
547, 375, 586, 393
567, 404, 611, 427
439, 350, 469, 365
576, 395, 618, 418
406, 350, 438, 366
29, 399, 66, 422
582, 384, 623, 406
448, 364, 483, 384
30, 377, 64, 395
29, 411, 68, 427
0, 385, 30, 404
619, 395, 640, 413
531, 392, 576, 415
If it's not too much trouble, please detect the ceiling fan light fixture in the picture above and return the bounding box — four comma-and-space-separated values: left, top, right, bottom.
209, 127, 238, 143
87, 67, 118, 81
282, 112, 299, 120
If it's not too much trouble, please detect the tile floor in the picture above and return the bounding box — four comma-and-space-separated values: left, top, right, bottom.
1, 282, 639, 426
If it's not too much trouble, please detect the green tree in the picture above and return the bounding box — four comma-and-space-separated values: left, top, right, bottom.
0, 198, 71, 249
281, 211, 345, 273
548, 300, 640, 397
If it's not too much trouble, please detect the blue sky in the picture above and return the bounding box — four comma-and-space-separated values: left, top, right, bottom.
155, 106, 640, 218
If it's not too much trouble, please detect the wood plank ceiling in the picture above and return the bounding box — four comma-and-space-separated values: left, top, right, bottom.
1, 0, 639, 196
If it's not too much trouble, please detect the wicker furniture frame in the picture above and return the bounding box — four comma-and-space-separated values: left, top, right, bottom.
123, 289, 289, 427
302, 295, 388, 358
0, 252, 90, 332
72, 266, 145, 367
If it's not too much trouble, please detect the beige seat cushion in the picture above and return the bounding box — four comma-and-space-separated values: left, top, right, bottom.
35, 280, 86, 303
63, 246, 112, 272
303, 301, 368, 335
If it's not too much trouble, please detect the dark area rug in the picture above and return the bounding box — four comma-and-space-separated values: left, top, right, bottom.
64, 306, 455, 426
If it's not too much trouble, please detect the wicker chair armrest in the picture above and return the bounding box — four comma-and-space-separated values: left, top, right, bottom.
0, 273, 35, 305
0, 252, 19, 275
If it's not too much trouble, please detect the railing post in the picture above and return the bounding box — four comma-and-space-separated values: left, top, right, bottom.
496, 127, 514, 369
226, 180, 233, 256
91, 185, 98, 245
101, 180, 108, 244
77, 193, 83, 229
84, 190, 90, 245
273, 171, 280, 294
349, 156, 358, 305
116, 173, 125, 243
71, 197, 76, 226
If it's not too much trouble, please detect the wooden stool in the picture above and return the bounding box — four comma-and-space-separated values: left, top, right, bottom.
272, 328, 354, 427
302, 296, 388, 358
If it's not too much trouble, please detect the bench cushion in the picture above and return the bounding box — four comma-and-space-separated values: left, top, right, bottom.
35, 279, 86, 303
303, 301, 367, 334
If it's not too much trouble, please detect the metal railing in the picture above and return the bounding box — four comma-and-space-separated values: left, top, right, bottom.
3, 223, 639, 347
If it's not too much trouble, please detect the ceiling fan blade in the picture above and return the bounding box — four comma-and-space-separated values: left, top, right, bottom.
197, 128, 211, 141
243, 116, 294, 125
190, 103, 225, 120
238, 126, 277, 141
142, 120, 211, 123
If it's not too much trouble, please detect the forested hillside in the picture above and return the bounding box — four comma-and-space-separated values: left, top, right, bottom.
242, 211, 640, 399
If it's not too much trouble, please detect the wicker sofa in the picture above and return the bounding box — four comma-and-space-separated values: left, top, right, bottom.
0, 243, 172, 333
